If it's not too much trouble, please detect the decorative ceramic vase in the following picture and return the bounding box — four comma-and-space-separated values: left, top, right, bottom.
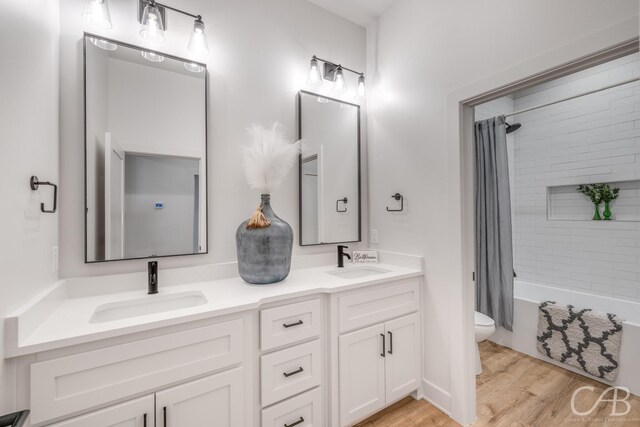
236, 194, 293, 284
603, 201, 612, 221
593, 204, 602, 221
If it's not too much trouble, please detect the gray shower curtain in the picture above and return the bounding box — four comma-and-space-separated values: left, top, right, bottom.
475, 115, 514, 331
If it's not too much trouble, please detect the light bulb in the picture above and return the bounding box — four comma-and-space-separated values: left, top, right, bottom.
140, 2, 165, 44
188, 17, 209, 55
307, 56, 322, 87
332, 66, 347, 94
184, 62, 205, 73
89, 37, 117, 51
82, 0, 112, 29
356, 74, 366, 99
141, 51, 164, 63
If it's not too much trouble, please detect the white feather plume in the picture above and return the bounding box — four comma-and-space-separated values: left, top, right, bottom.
242, 123, 301, 193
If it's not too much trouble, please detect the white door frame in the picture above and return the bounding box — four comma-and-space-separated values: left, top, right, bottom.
445, 20, 638, 425
104, 132, 125, 260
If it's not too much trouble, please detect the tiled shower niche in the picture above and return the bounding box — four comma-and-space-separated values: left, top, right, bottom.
547, 180, 640, 221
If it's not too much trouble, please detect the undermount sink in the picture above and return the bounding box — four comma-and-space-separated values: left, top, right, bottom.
90, 291, 208, 323
327, 266, 391, 279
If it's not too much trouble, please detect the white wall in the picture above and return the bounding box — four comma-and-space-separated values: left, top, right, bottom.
0, 0, 59, 413
367, 0, 638, 422
59, 0, 368, 277
509, 53, 640, 302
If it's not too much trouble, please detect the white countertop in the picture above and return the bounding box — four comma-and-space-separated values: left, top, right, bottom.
4, 260, 422, 357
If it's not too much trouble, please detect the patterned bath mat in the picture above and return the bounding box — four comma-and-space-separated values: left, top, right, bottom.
536, 301, 624, 381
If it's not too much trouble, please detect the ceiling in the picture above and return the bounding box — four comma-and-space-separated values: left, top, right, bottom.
307, 0, 399, 27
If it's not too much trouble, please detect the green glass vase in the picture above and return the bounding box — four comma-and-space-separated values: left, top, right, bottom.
593, 204, 602, 221
603, 201, 612, 221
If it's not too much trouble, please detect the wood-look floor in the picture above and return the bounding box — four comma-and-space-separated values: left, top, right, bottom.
355, 340, 640, 426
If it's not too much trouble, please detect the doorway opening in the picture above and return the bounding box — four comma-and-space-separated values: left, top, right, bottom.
458, 38, 639, 425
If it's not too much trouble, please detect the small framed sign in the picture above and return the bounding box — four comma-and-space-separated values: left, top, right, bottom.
352, 250, 378, 264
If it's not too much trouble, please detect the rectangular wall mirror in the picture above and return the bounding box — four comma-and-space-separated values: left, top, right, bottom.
84, 34, 207, 262
298, 91, 361, 246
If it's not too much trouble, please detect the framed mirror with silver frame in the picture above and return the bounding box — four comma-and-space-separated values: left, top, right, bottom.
298, 90, 361, 246
84, 34, 208, 262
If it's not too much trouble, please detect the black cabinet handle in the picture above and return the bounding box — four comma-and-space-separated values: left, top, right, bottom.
283, 320, 303, 328
380, 333, 385, 357
163, 406, 167, 427
283, 366, 304, 378
284, 416, 305, 427
143, 413, 147, 427
388, 331, 393, 354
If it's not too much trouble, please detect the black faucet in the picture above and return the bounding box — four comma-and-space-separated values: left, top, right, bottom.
148, 261, 158, 294
337, 245, 351, 268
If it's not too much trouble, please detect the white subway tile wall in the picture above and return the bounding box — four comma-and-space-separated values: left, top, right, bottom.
476, 53, 640, 302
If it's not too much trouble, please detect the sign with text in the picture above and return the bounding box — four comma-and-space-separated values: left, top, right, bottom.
352, 251, 378, 264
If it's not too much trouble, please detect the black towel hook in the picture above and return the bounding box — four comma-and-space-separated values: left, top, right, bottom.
336, 197, 348, 213
386, 193, 404, 212
30, 176, 57, 213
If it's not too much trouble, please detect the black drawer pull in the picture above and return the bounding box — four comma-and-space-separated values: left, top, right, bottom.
163, 406, 167, 427
283, 366, 304, 377
283, 320, 304, 328
380, 333, 385, 357
143, 413, 147, 427
284, 417, 305, 427
388, 331, 393, 354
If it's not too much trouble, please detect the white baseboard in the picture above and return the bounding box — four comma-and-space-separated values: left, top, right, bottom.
420, 378, 452, 416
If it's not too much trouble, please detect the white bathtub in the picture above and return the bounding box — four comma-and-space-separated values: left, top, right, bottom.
491, 280, 640, 396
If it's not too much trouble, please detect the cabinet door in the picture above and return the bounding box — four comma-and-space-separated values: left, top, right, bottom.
156, 367, 243, 427
48, 395, 154, 427
339, 323, 385, 426
385, 313, 420, 403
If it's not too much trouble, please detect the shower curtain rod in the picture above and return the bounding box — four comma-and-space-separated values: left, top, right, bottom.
504, 76, 640, 118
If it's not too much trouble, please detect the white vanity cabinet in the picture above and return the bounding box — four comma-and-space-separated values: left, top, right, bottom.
8, 262, 424, 427
47, 395, 154, 427
29, 316, 247, 426
155, 368, 244, 427
48, 368, 244, 427
334, 279, 421, 427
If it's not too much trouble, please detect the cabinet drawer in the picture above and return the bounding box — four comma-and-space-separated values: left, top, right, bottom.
261, 299, 322, 351
261, 340, 322, 407
261, 387, 323, 427
338, 279, 419, 333
31, 319, 244, 425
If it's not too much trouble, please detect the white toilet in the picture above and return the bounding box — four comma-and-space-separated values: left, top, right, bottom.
474, 311, 496, 375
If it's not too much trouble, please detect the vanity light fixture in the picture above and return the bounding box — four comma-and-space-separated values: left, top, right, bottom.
306, 55, 365, 99
332, 66, 347, 94
137, 0, 209, 55
307, 56, 322, 87
89, 37, 117, 51
140, 0, 166, 44
141, 51, 165, 62
188, 17, 209, 55
82, 0, 112, 29
357, 73, 366, 99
